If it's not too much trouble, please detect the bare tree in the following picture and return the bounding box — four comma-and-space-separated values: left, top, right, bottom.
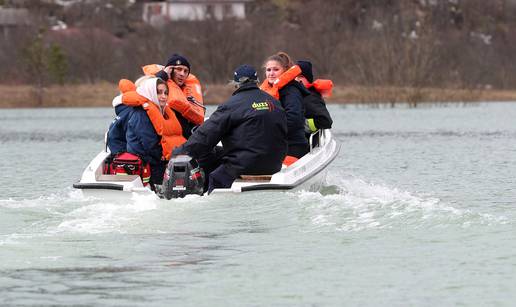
2, 0, 516, 104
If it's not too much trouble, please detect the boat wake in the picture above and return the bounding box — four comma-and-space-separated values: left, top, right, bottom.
0, 169, 510, 246
294, 170, 510, 232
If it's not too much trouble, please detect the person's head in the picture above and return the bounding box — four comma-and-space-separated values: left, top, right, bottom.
156, 78, 169, 109
136, 77, 169, 113
263, 51, 293, 85
165, 54, 190, 87
232, 64, 258, 88
295, 60, 314, 86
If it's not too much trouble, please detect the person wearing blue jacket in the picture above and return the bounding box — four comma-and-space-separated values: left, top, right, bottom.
107, 78, 165, 184
106, 94, 131, 156
174, 65, 287, 193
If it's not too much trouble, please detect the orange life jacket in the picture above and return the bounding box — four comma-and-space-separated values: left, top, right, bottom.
308, 79, 333, 98
260, 65, 302, 99
282, 155, 299, 166
121, 80, 186, 160
145, 103, 186, 160
118, 78, 136, 93
142, 64, 204, 125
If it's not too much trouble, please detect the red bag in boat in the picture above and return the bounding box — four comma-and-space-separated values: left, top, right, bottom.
108, 152, 151, 185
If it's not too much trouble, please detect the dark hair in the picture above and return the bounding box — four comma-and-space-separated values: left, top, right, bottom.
296, 60, 314, 83
156, 78, 168, 91
263, 51, 294, 70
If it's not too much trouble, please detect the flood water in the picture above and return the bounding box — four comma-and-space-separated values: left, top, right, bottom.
0, 103, 515, 306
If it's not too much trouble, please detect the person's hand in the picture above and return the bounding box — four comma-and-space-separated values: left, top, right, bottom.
164, 66, 173, 79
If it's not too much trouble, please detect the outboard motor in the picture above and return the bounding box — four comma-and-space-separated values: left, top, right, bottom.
161, 155, 205, 199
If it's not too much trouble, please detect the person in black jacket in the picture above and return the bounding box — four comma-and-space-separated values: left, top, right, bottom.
296, 60, 333, 134
174, 65, 287, 193
263, 52, 310, 158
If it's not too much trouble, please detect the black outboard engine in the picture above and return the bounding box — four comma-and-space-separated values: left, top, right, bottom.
161, 155, 205, 199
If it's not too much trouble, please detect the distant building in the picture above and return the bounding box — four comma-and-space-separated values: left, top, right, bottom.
0, 8, 30, 38
41, 0, 136, 6
143, 0, 251, 26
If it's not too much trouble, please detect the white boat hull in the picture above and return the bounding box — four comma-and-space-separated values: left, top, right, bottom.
73, 129, 340, 197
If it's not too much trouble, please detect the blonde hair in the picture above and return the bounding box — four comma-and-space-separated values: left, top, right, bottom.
263, 51, 294, 70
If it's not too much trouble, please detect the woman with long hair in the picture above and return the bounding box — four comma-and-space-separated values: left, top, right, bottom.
261, 52, 309, 159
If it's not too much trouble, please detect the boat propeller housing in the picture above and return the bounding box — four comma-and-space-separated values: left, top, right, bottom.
161, 155, 205, 199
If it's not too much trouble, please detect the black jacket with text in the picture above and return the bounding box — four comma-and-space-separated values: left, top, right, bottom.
181, 82, 287, 177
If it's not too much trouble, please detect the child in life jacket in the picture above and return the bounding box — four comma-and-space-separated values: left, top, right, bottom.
106, 78, 169, 186
121, 76, 186, 161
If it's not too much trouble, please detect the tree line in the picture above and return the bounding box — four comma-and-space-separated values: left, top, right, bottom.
2, 0, 516, 93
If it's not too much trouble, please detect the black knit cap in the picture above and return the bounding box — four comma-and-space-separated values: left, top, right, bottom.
296, 60, 314, 83
166, 54, 191, 70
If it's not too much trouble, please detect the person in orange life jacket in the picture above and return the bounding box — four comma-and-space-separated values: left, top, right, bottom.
173, 64, 287, 194
295, 60, 333, 134
261, 52, 310, 159
107, 78, 167, 184
120, 76, 186, 160
152, 54, 204, 139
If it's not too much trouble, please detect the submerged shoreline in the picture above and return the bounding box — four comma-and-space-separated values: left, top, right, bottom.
1, 83, 516, 108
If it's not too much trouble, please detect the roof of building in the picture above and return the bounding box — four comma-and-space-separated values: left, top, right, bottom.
163, 0, 252, 3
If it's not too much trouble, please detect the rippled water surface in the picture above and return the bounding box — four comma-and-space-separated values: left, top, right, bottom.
1, 104, 515, 306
